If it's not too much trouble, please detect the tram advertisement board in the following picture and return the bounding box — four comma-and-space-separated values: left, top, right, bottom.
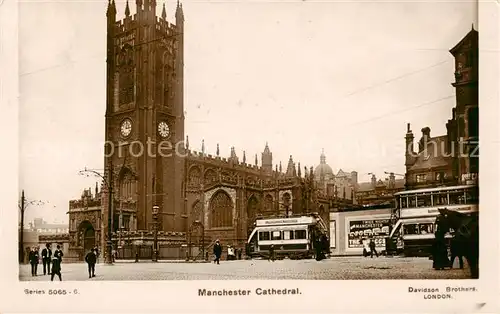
347, 219, 391, 248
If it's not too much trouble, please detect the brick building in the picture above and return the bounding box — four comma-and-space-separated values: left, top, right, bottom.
356, 173, 405, 207
404, 27, 478, 190
67, 1, 353, 259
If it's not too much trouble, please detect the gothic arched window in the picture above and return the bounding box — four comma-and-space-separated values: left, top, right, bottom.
209, 191, 233, 228
188, 167, 201, 187
119, 169, 135, 201
118, 45, 135, 105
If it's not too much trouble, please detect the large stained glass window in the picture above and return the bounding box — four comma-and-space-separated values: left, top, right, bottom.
209, 191, 233, 228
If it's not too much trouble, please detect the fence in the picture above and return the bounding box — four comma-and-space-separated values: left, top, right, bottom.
116, 244, 200, 260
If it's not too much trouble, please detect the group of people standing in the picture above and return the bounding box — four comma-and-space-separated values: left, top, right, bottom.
29, 243, 64, 281
361, 238, 379, 258
212, 240, 244, 264
28, 244, 101, 280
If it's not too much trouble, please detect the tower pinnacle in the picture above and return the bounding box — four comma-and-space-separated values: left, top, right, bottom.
125, 0, 130, 16
162, 2, 167, 20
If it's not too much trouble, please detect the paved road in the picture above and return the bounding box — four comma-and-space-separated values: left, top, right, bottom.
19, 256, 470, 281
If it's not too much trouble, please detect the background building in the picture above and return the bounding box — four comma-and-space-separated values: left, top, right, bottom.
405, 27, 478, 190
356, 173, 405, 207
20, 218, 69, 263
314, 150, 358, 200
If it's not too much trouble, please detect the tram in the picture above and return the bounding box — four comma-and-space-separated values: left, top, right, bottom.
247, 213, 330, 259
386, 185, 478, 256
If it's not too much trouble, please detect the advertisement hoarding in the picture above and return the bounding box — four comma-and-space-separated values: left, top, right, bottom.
347, 219, 391, 248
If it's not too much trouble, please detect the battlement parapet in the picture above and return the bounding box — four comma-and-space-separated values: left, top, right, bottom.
69, 199, 102, 210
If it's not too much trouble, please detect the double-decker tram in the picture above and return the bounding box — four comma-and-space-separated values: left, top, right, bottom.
386, 185, 478, 256
247, 213, 330, 260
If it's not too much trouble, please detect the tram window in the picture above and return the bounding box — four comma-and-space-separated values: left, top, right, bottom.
449, 191, 465, 205
400, 197, 407, 209
283, 230, 294, 240
419, 223, 433, 234
433, 193, 448, 206
403, 224, 419, 235
407, 196, 417, 208
259, 231, 270, 241
272, 231, 282, 240
416, 195, 431, 207
295, 230, 307, 239
465, 189, 478, 204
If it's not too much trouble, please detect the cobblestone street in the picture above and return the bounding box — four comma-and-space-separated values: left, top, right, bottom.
19, 256, 470, 281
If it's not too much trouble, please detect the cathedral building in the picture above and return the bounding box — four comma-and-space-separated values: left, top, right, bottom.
67, 1, 353, 259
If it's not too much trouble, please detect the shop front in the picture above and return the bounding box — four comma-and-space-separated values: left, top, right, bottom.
329, 208, 392, 256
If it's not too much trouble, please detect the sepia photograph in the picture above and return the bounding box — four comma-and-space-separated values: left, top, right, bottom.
15, 0, 483, 284
2, 0, 499, 312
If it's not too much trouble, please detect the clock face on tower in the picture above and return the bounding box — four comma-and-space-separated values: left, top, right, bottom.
158, 121, 170, 138
120, 119, 132, 138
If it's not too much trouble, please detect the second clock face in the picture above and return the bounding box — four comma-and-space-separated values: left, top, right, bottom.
120, 119, 132, 137
158, 121, 170, 138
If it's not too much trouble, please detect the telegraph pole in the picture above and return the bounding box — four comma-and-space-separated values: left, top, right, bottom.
19, 190, 25, 264
18, 191, 46, 264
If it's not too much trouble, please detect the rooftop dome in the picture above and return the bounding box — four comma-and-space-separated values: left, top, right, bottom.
314, 149, 333, 178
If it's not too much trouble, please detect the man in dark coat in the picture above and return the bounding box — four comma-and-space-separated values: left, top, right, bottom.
50, 255, 62, 281
51, 244, 63, 281
432, 234, 449, 270
85, 248, 97, 278
268, 244, 275, 262
449, 236, 464, 269
41, 243, 52, 275
53, 244, 64, 262
369, 239, 379, 258
213, 240, 222, 265
29, 247, 39, 276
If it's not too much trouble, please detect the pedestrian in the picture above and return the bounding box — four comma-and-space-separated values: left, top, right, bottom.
213, 240, 222, 265
41, 243, 52, 276
53, 244, 64, 262
94, 246, 100, 263
85, 248, 97, 278
237, 248, 242, 260
29, 247, 39, 276
50, 254, 62, 281
369, 238, 379, 258
227, 245, 235, 261
449, 236, 464, 269
432, 235, 449, 270
362, 239, 370, 257
268, 244, 275, 262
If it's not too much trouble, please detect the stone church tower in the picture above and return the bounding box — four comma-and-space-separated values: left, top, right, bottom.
103, 0, 186, 242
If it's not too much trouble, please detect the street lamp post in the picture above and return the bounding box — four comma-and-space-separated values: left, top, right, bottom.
79, 162, 115, 265
152, 205, 159, 262
106, 163, 113, 264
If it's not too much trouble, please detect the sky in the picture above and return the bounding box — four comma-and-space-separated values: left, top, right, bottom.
19, 0, 477, 223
